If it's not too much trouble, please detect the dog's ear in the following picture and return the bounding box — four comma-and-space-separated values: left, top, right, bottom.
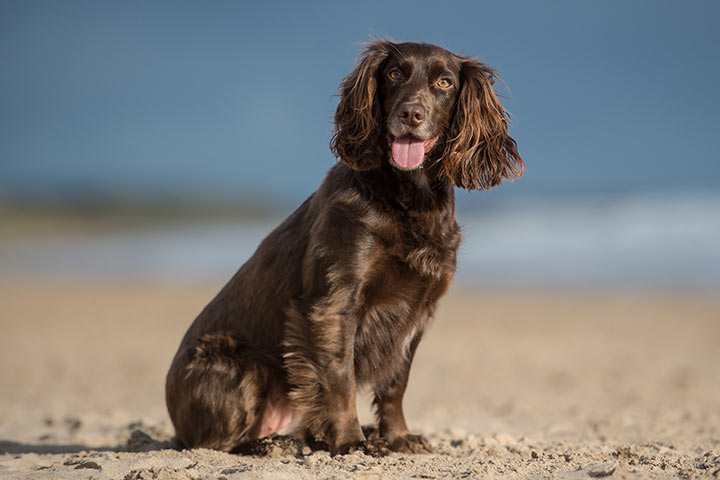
330, 41, 392, 170
441, 58, 524, 189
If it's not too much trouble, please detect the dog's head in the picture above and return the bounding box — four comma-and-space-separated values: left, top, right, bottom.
330, 40, 524, 190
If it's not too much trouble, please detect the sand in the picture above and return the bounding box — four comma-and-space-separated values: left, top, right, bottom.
0, 280, 718, 479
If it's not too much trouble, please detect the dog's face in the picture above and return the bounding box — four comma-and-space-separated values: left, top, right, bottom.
378, 44, 461, 171
331, 40, 524, 190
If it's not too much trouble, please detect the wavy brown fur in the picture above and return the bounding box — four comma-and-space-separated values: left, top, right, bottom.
330, 41, 393, 170
439, 58, 524, 189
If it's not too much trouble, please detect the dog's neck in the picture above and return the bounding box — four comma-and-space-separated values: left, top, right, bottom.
352, 160, 455, 215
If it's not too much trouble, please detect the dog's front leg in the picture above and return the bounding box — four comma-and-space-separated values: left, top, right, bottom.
373, 329, 433, 454
322, 341, 377, 455
284, 297, 389, 456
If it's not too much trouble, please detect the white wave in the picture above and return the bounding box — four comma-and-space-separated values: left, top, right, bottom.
457, 192, 720, 287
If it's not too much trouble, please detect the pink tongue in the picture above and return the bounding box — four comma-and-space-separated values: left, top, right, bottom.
391, 136, 425, 169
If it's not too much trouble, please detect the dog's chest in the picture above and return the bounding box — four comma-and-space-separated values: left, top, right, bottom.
352, 270, 439, 388
353, 241, 457, 388
371, 209, 461, 279
353, 298, 423, 388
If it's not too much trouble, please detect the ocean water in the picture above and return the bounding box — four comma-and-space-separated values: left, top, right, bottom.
2, 192, 719, 289
457, 192, 720, 288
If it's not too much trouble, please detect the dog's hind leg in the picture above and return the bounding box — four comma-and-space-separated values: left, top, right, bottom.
165, 333, 289, 452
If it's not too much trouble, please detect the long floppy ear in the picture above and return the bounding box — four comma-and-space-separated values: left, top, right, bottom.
330, 41, 392, 170
441, 58, 524, 189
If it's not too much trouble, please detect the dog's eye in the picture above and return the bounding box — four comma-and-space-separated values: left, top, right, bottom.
436, 78, 452, 89
388, 69, 402, 81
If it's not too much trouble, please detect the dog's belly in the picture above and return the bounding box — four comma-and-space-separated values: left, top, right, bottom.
258, 385, 297, 437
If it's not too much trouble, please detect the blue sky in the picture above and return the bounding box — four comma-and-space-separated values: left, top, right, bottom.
1, 0, 719, 203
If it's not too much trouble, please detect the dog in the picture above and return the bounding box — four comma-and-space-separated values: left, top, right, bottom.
165, 40, 523, 456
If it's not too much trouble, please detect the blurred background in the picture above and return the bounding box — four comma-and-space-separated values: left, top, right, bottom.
1, 0, 719, 289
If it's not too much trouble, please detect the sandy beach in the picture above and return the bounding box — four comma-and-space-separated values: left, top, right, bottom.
0, 280, 718, 479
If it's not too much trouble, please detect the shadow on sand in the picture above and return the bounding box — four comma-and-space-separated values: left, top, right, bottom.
0, 430, 176, 455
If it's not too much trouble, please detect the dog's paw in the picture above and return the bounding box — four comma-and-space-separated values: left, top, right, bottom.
332, 438, 391, 457
388, 433, 434, 454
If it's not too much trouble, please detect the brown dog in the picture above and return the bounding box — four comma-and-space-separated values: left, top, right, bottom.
165, 40, 523, 456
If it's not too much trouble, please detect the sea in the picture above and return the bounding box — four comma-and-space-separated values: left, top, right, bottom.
2, 191, 719, 290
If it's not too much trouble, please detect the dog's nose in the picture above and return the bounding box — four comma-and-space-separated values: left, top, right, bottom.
398, 103, 426, 127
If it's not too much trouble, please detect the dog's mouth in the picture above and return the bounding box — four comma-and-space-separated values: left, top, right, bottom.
387, 135, 438, 170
